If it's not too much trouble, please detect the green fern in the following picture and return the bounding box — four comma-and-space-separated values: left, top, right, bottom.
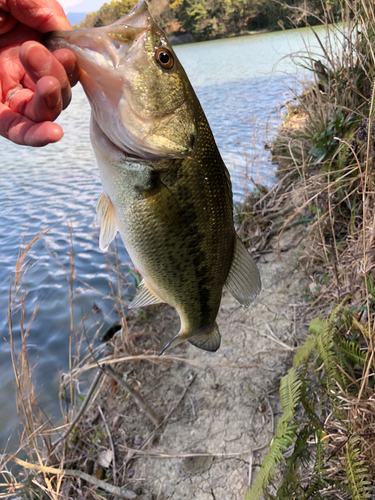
293, 331, 317, 368
245, 368, 302, 500
311, 301, 349, 400
312, 428, 327, 484
298, 379, 323, 429
345, 435, 372, 500
275, 424, 315, 499
279, 366, 302, 413
337, 339, 367, 368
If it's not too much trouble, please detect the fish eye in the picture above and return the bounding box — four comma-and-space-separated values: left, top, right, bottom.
155, 49, 174, 69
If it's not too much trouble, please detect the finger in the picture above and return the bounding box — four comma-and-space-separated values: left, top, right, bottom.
0, 23, 42, 50
20, 41, 72, 109
6, 0, 71, 32
22, 73, 37, 92
52, 48, 81, 92
0, 102, 63, 146
8, 76, 62, 122
0, 12, 18, 35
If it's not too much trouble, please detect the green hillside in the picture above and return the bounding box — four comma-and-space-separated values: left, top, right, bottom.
78, 0, 342, 42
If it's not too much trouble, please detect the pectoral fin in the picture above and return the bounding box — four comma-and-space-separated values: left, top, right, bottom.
225, 234, 261, 306
96, 193, 119, 252
129, 280, 165, 309
137, 175, 181, 226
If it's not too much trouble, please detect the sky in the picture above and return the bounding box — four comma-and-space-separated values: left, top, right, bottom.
58, 0, 105, 13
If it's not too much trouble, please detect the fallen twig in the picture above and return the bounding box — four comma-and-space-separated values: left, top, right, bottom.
77, 354, 268, 374
124, 373, 197, 470
98, 404, 116, 485
6, 455, 137, 499
51, 369, 103, 450
140, 372, 197, 450
104, 364, 162, 425
248, 450, 254, 487
264, 324, 296, 351
120, 443, 269, 459
243, 218, 308, 244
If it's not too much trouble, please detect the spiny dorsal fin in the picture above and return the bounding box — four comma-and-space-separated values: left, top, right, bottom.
96, 192, 119, 252
128, 279, 165, 309
225, 234, 261, 307
188, 322, 221, 352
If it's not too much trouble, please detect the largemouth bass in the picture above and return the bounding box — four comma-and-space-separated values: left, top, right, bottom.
46, 0, 261, 354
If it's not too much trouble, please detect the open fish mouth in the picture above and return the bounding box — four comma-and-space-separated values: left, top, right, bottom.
45, 0, 196, 160
45, 1, 149, 92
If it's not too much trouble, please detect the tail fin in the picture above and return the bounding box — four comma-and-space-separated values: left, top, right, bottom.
159, 322, 221, 355
188, 322, 221, 352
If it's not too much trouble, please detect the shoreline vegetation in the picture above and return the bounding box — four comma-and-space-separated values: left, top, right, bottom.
240, 0, 375, 497
2, 0, 375, 499
75, 0, 342, 44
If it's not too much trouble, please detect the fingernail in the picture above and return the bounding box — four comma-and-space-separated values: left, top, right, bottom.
25, 43, 52, 73
45, 86, 61, 109
60, 56, 75, 74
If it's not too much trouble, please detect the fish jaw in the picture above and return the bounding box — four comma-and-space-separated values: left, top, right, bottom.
45, 0, 196, 160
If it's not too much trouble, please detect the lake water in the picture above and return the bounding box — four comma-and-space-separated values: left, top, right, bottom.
0, 26, 323, 451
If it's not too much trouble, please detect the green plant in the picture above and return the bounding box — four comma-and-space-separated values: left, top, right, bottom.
245, 300, 375, 499
345, 435, 372, 500
309, 108, 361, 165
245, 368, 302, 500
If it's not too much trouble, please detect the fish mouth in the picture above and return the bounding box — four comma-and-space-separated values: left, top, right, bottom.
44, 1, 149, 94
45, 0, 196, 161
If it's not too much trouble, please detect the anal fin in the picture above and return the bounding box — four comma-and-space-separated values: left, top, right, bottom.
129, 279, 165, 309
96, 192, 119, 252
225, 234, 261, 306
158, 332, 185, 356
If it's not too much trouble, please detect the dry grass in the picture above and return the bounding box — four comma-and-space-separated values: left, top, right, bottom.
2, 226, 267, 499
241, 1, 375, 497
0, 228, 162, 499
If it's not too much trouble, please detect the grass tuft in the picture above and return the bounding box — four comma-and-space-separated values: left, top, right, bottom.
244, 0, 375, 498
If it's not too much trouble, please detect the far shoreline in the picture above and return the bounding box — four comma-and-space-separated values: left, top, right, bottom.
168, 27, 270, 46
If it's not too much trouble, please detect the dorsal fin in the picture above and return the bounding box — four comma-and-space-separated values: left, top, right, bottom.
225, 234, 261, 306
128, 279, 165, 309
96, 192, 119, 252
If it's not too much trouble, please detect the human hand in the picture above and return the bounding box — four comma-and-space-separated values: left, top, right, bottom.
0, 0, 80, 146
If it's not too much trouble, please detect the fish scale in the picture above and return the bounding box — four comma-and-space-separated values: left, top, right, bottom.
46, 0, 261, 354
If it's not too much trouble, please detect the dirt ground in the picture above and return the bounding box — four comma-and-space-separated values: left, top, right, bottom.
72, 226, 309, 500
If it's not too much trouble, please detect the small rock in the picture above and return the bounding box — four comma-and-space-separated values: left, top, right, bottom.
133, 435, 142, 446
181, 454, 213, 475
